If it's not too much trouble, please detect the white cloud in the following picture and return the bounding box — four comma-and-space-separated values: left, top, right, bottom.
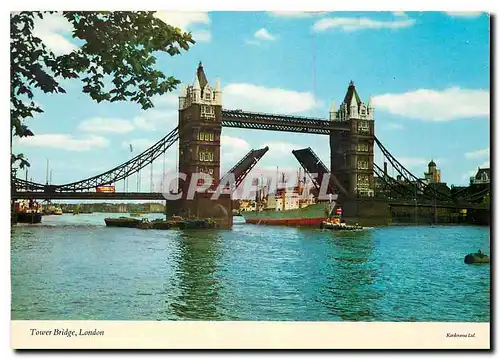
121, 138, 156, 152
220, 135, 250, 167
269, 11, 327, 18
265, 141, 300, 157
463, 160, 490, 182
446, 12, 483, 18
254, 28, 278, 41
192, 30, 212, 42
17, 134, 109, 151
33, 12, 77, 55
312, 14, 416, 32
133, 110, 178, 131
465, 148, 489, 159
151, 93, 179, 107
372, 87, 490, 121
223, 83, 320, 114
78, 117, 135, 133
154, 12, 211, 42
221, 135, 250, 151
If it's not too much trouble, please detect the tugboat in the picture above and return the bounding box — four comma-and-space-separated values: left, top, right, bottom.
320, 207, 363, 231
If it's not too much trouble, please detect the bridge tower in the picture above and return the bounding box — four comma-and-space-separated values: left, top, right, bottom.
171, 62, 232, 226
329, 81, 375, 198
178, 62, 223, 193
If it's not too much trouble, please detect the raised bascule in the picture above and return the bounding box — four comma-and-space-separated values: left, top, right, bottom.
11, 63, 489, 227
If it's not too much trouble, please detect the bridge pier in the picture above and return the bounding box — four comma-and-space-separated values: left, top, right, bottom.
166, 193, 233, 229
339, 198, 391, 227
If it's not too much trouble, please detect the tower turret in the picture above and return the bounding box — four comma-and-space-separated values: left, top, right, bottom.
214, 77, 222, 106
349, 93, 358, 118
368, 97, 374, 120
179, 83, 187, 109
192, 74, 201, 103
329, 100, 336, 121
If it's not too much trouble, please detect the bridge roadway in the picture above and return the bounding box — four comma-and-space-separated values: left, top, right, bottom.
12, 191, 166, 201
221, 110, 350, 134
389, 201, 488, 211
13, 191, 488, 211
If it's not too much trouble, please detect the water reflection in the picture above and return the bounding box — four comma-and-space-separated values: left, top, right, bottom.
169, 230, 224, 320
318, 231, 380, 321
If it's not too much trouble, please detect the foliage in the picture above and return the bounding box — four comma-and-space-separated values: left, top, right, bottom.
11, 11, 194, 169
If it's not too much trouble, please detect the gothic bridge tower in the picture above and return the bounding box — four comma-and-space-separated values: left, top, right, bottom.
173, 63, 232, 226
329, 81, 375, 198
178, 62, 222, 194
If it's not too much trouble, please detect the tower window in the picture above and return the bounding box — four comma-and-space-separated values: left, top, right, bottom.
357, 161, 369, 170
199, 150, 214, 162
358, 121, 369, 133
357, 143, 369, 152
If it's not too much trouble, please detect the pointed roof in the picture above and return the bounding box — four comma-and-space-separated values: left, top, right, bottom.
193, 77, 200, 91
197, 62, 209, 90
343, 80, 362, 107
350, 93, 357, 107
329, 100, 336, 112
475, 167, 490, 180
428, 159, 436, 167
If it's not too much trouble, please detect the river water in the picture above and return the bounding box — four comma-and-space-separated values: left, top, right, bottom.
11, 213, 490, 322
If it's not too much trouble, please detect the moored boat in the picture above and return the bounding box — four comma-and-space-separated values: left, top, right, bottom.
17, 211, 42, 224
151, 220, 172, 230
178, 219, 217, 229
464, 250, 489, 264
13, 200, 42, 224
104, 217, 141, 228
53, 208, 63, 215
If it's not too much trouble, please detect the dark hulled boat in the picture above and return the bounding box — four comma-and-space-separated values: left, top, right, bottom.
464, 251, 490, 264
104, 217, 141, 228
17, 212, 42, 224
13, 200, 42, 224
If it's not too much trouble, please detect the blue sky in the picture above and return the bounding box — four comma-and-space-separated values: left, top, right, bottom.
13, 11, 490, 192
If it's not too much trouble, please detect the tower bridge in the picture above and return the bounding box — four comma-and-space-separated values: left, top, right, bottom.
11, 63, 489, 226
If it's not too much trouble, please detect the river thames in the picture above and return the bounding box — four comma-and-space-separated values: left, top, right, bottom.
11, 214, 490, 322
